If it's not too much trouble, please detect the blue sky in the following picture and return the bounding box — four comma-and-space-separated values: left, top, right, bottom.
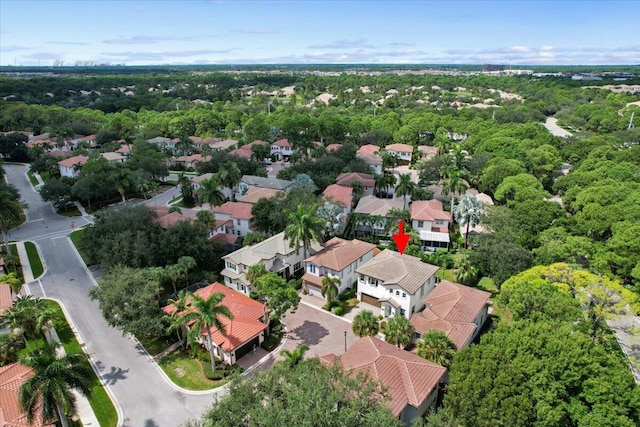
1, 0, 638, 66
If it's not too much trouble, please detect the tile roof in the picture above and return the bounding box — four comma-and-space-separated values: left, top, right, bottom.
305, 238, 376, 272
335, 172, 375, 188
410, 280, 490, 349
156, 211, 191, 229
238, 187, 281, 205
57, 155, 88, 168
325, 143, 342, 152
191, 173, 215, 185
210, 139, 238, 150
321, 337, 446, 417
115, 144, 132, 154
0, 283, 12, 315
0, 363, 53, 427
228, 148, 253, 159
357, 144, 381, 156
213, 202, 253, 220
163, 282, 267, 352
356, 249, 439, 294
273, 139, 291, 148
356, 153, 383, 165
322, 184, 353, 207
386, 143, 413, 153
174, 154, 211, 163
240, 175, 292, 190
417, 145, 438, 158
101, 152, 125, 162
354, 195, 405, 216
411, 199, 451, 222
211, 233, 240, 245
223, 232, 322, 267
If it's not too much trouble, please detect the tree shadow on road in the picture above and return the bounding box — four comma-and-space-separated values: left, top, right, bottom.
289, 321, 328, 346
103, 366, 130, 385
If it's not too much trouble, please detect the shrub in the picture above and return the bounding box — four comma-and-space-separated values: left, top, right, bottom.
339, 288, 356, 301
379, 321, 387, 334
334, 306, 345, 316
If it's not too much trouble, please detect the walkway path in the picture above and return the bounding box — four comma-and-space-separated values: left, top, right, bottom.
543, 117, 573, 137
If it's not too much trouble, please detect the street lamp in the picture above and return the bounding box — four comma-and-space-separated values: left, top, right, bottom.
344, 331, 347, 352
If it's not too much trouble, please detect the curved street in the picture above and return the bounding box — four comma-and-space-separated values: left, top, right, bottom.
6, 164, 219, 427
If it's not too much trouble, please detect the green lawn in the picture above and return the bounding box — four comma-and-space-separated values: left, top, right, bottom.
26, 170, 39, 186
56, 207, 82, 217
24, 241, 44, 278
158, 348, 228, 390
45, 300, 119, 427
138, 335, 179, 357
69, 229, 89, 265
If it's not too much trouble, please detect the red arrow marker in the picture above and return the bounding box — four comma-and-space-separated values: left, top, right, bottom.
392, 220, 410, 255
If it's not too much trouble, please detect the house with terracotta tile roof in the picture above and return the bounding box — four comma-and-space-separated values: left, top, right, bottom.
212, 202, 254, 238
101, 152, 126, 164
386, 143, 414, 165
172, 154, 212, 169
410, 199, 451, 252
221, 232, 323, 295
57, 155, 88, 178
320, 336, 446, 425
410, 280, 490, 349
325, 143, 342, 153
335, 172, 375, 196
163, 282, 269, 365
115, 144, 132, 157
302, 238, 376, 299
357, 144, 381, 156
0, 363, 54, 427
238, 187, 281, 205
417, 145, 438, 160
322, 184, 353, 213
148, 205, 193, 230
270, 139, 292, 160
356, 249, 439, 319
353, 195, 405, 237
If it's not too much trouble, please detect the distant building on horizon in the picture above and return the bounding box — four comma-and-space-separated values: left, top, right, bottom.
482, 64, 505, 72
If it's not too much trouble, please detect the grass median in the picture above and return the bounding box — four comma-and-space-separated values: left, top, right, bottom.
45, 300, 119, 427
24, 241, 44, 278
69, 228, 89, 265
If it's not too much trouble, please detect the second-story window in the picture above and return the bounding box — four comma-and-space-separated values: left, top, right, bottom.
417, 221, 424, 228
236, 219, 241, 225
225, 261, 237, 271
309, 264, 317, 274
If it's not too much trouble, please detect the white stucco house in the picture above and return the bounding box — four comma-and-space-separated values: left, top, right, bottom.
270, 139, 293, 160
57, 155, 88, 178
410, 199, 451, 252
356, 249, 439, 319
385, 143, 413, 165
212, 202, 254, 238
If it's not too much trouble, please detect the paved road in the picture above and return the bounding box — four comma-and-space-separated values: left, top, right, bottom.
6, 164, 218, 427
543, 117, 573, 137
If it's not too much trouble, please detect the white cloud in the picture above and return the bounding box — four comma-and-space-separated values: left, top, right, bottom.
103, 35, 194, 45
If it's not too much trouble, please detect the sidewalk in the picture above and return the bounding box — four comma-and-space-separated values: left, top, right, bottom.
16, 241, 34, 284
74, 201, 89, 217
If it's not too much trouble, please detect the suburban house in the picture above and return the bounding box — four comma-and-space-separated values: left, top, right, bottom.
149, 205, 193, 230
210, 139, 239, 151
322, 184, 353, 214
221, 232, 323, 295
101, 152, 126, 163
162, 282, 269, 365
357, 144, 380, 156
172, 154, 211, 169
410, 280, 491, 350
417, 145, 438, 161
57, 155, 88, 178
356, 152, 383, 175
410, 199, 451, 252
320, 336, 446, 426
228, 140, 269, 160
212, 202, 254, 238
147, 136, 172, 150
335, 172, 375, 197
270, 139, 293, 160
190, 173, 215, 191
0, 363, 54, 427
115, 144, 132, 157
237, 175, 292, 200
356, 249, 439, 319
238, 187, 281, 205
353, 195, 405, 237
385, 143, 413, 165
302, 237, 377, 298
325, 143, 342, 153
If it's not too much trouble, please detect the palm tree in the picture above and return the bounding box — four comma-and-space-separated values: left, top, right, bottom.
19, 342, 93, 427
384, 315, 414, 349
217, 162, 242, 198
173, 291, 233, 371
2, 295, 54, 343
352, 310, 380, 337
246, 264, 267, 286
416, 330, 457, 368
441, 167, 469, 213
395, 173, 417, 210
381, 150, 399, 173
453, 194, 485, 249
176, 256, 197, 287
0, 187, 23, 255
321, 276, 340, 305
166, 290, 189, 345
198, 176, 225, 207
454, 251, 479, 286
195, 209, 215, 228
279, 344, 309, 368
284, 203, 326, 259
113, 168, 133, 204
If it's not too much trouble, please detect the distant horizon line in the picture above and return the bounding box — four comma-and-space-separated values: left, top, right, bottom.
1, 63, 639, 68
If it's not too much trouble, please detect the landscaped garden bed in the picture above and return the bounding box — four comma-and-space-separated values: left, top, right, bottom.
158, 347, 242, 390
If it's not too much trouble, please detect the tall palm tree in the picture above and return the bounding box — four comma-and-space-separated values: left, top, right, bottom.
454, 251, 479, 286
217, 162, 242, 198
166, 290, 189, 345
284, 203, 326, 259
2, 295, 54, 343
195, 209, 215, 228
173, 291, 233, 371
384, 315, 414, 349
176, 256, 197, 287
0, 187, 23, 255
19, 342, 93, 427
352, 310, 380, 337
453, 194, 485, 249
321, 276, 340, 305
198, 176, 225, 207
113, 168, 133, 204
441, 167, 469, 213
395, 173, 417, 210
279, 344, 309, 368
416, 330, 457, 368
246, 264, 267, 286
